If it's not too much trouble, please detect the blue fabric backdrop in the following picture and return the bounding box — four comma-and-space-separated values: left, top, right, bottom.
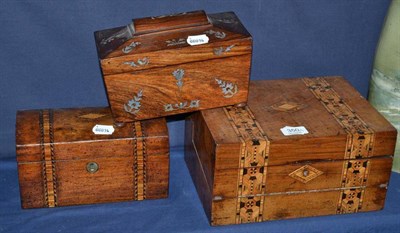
1, 1, 399, 232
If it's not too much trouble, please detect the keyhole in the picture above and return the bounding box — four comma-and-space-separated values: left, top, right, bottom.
86, 162, 99, 173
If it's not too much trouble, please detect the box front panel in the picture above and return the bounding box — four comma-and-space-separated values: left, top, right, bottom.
56, 157, 135, 205
209, 186, 388, 226
266, 156, 392, 193
104, 55, 251, 122
263, 186, 388, 221
19, 142, 169, 208
17, 109, 169, 208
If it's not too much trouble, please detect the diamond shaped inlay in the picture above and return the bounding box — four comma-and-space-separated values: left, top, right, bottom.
289, 165, 323, 183
78, 113, 107, 119
270, 101, 307, 112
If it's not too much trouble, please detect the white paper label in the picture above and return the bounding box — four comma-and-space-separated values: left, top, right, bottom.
92, 124, 115, 135
187, 34, 209, 46
280, 126, 309, 136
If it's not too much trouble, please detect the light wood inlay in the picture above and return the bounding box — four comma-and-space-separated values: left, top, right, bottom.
303, 77, 374, 214
39, 110, 57, 207
224, 106, 270, 224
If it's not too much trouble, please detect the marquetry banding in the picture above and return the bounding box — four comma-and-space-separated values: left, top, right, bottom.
303, 77, 374, 214
224, 106, 270, 224
39, 110, 57, 207
133, 121, 146, 200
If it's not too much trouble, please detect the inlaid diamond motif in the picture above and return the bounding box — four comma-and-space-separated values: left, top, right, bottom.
78, 113, 107, 119
289, 165, 323, 183
270, 101, 306, 112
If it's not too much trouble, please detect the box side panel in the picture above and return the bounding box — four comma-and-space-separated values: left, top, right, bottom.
362, 186, 388, 211
18, 162, 46, 208
184, 115, 213, 222
191, 112, 217, 190
366, 156, 393, 187
211, 198, 237, 226
16, 110, 42, 162
373, 130, 397, 157
212, 166, 238, 199
104, 54, 251, 122
201, 107, 240, 145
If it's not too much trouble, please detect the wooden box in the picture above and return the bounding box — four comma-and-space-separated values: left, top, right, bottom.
94, 10, 252, 123
16, 107, 169, 208
185, 77, 397, 226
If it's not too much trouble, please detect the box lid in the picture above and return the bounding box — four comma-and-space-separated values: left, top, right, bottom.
16, 107, 168, 162
202, 77, 397, 167
95, 10, 252, 75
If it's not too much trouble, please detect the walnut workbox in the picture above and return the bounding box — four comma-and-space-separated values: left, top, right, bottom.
185, 77, 397, 226
16, 107, 169, 208
95, 10, 252, 123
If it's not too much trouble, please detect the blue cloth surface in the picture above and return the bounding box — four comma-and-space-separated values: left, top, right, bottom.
1, 150, 400, 233
1, 0, 399, 232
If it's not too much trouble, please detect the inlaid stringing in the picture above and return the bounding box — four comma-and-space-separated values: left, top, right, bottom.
303, 77, 375, 214
224, 106, 270, 224
39, 110, 57, 207
133, 121, 147, 200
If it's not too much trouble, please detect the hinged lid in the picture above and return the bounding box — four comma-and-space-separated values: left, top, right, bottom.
202, 77, 397, 168
94, 10, 252, 75
16, 107, 168, 162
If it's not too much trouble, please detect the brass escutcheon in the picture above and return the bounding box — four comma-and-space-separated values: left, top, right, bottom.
86, 162, 99, 173
303, 169, 309, 177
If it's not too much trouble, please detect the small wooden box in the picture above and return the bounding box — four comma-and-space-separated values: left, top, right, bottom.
16, 107, 169, 208
185, 77, 397, 226
94, 10, 252, 123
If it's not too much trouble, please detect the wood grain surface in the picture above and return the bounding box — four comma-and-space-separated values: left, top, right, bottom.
95, 11, 252, 122
133, 10, 210, 35
16, 107, 169, 208
185, 77, 397, 225
105, 55, 251, 122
